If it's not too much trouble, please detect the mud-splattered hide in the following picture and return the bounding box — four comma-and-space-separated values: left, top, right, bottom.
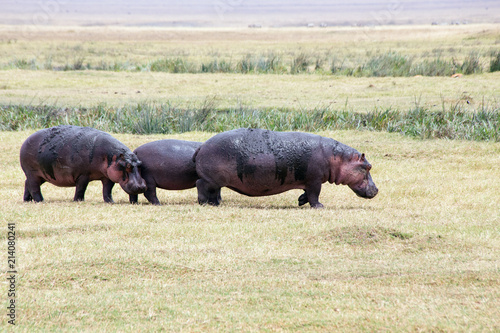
20, 125, 147, 203
194, 128, 378, 208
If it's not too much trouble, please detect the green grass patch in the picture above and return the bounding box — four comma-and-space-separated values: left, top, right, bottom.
2, 51, 495, 76
2, 101, 499, 141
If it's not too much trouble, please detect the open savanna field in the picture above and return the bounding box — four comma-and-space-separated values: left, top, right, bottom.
1, 24, 499, 331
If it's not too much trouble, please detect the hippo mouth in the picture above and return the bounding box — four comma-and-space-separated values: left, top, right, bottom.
121, 182, 147, 195
352, 186, 378, 199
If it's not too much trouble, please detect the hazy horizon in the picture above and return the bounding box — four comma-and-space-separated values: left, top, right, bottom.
2, 0, 500, 28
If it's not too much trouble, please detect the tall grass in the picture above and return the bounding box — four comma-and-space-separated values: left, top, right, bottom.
489, 50, 500, 72
1, 51, 493, 76
361, 52, 413, 77
1, 101, 498, 141
149, 58, 196, 73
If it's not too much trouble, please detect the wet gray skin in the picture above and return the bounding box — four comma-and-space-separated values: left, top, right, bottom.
194, 128, 378, 208
20, 125, 147, 203
129, 139, 221, 205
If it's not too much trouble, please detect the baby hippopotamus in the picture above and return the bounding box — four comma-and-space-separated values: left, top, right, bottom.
194, 128, 378, 208
20, 125, 147, 203
129, 139, 208, 205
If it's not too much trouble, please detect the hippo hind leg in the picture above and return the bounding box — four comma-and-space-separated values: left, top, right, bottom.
24, 177, 44, 202
196, 179, 221, 206
305, 182, 324, 209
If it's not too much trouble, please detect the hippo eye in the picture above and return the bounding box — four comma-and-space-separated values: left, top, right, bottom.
117, 160, 126, 170
358, 166, 369, 175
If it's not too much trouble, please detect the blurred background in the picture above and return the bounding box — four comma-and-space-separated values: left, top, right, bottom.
2, 0, 500, 27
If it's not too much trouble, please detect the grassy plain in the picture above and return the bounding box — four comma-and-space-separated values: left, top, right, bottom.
1, 24, 500, 331
1, 24, 499, 111
1, 130, 499, 331
1, 24, 499, 69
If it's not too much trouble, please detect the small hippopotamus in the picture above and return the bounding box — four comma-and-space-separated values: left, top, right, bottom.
194, 128, 378, 208
129, 139, 209, 205
20, 125, 147, 203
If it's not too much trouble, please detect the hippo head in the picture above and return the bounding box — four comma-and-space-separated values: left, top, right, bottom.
331, 152, 378, 199
107, 153, 147, 195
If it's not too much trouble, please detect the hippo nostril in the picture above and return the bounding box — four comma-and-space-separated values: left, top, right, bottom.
369, 187, 378, 198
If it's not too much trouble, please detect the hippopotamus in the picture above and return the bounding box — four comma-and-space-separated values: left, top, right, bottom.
129, 139, 219, 205
193, 128, 378, 208
20, 125, 147, 203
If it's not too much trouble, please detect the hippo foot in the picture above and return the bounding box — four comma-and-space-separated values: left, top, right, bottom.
298, 192, 308, 206
24, 196, 44, 203
103, 197, 115, 204
310, 203, 324, 209
198, 198, 220, 206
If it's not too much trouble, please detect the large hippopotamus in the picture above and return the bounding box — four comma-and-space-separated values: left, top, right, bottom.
129, 139, 213, 205
20, 125, 147, 203
194, 128, 378, 208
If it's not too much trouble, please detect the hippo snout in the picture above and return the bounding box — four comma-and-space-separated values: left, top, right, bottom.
358, 185, 378, 199
350, 179, 378, 199
129, 183, 147, 194
122, 177, 147, 195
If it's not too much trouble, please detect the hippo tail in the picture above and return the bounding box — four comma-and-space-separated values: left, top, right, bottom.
192, 147, 201, 163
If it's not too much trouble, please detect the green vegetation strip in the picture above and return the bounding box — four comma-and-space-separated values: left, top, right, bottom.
2, 102, 499, 141
4, 50, 500, 76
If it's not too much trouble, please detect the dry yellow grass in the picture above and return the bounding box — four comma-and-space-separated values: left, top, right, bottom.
1, 130, 499, 331
1, 69, 499, 110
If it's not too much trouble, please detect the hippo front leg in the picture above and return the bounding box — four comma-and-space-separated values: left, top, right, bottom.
24, 177, 44, 202
305, 182, 324, 209
74, 175, 90, 201
129, 194, 138, 204
196, 179, 221, 206
102, 178, 115, 203
144, 185, 161, 205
